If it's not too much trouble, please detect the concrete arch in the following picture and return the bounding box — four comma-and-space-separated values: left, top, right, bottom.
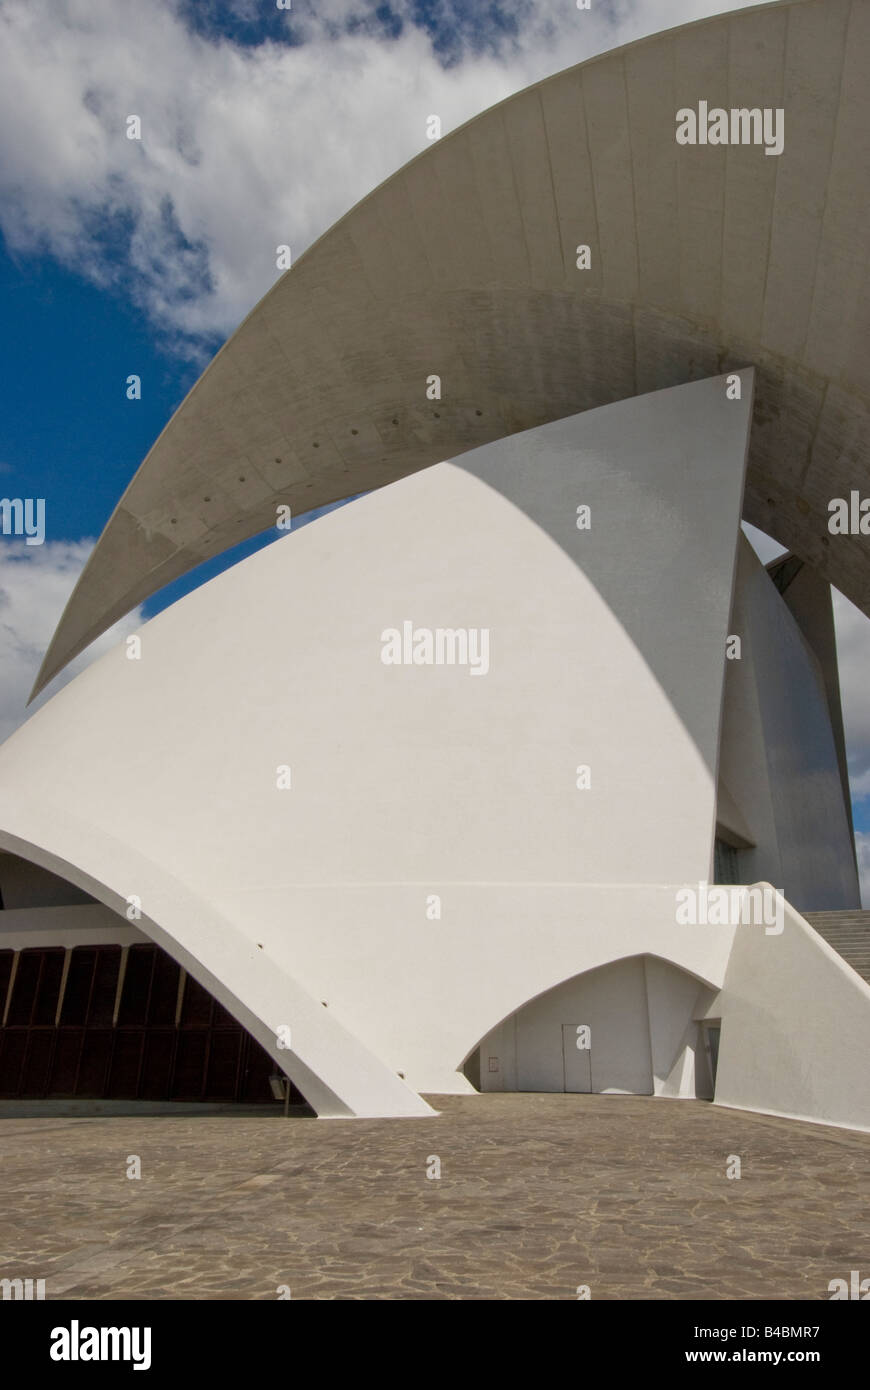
0, 814, 432, 1119
466, 951, 718, 1097
33, 0, 870, 696
455, 945, 723, 1079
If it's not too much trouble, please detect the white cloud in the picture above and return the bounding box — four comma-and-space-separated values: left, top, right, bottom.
0, 0, 769, 354
0, 539, 142, 742
855, 833, 870, 908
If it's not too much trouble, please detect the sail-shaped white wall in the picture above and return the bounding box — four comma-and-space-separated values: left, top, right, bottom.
0, 376, 756, 1115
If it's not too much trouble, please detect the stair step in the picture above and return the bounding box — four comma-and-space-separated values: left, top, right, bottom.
800, 912, 870, 983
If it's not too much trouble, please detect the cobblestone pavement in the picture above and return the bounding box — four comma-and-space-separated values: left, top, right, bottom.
1, 1094, 868, 1300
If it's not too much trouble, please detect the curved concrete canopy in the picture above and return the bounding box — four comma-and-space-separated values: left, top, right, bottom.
34, 0, 870, 696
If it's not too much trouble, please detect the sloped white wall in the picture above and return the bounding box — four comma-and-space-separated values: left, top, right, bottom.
715, 893, 870, 1132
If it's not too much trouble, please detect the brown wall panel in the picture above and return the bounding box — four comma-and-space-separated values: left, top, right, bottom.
75, 1029, 113, 1098
88, 949, 121, 1027
0, 1030, 27, 1096
0, 950, 13, 1020
60, 949, 95, 1026
140, 1030, 175, 1100
0, 944, 296, 1105
106, 1029, 145, 1098
47, 1028, 84, 1096
32, 952, 65, 1026
20, 1030, 54, 1094
204, 1031, 242, 1101
171, 1030, 208, 1100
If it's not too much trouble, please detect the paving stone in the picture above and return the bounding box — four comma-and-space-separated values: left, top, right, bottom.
0, 1094, 868, 1299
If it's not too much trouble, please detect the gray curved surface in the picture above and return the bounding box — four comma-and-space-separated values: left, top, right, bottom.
34, 0, 870, 696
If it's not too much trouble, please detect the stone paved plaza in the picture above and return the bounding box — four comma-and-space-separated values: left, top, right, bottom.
1, 1094, 868, 1300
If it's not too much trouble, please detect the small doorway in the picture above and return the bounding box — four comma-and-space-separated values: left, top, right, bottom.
561, 1023, 592, 1093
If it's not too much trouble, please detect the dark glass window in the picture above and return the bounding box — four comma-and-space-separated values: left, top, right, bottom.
713, 838, 740, 885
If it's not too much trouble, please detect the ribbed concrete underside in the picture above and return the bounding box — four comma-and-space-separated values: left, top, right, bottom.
33, 0, 870, 695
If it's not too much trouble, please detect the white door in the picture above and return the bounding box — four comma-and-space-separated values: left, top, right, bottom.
562, 1024, 592, 1092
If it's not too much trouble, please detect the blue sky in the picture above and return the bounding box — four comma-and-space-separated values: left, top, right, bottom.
0, 243, 195, 546
0, 0, 869, 875
0, 240, 344, 615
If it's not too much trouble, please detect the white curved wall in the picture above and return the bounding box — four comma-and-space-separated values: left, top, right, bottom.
0, 375, 754, 1114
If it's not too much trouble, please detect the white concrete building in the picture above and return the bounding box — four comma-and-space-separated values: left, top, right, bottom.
2, 0, 870, 1129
